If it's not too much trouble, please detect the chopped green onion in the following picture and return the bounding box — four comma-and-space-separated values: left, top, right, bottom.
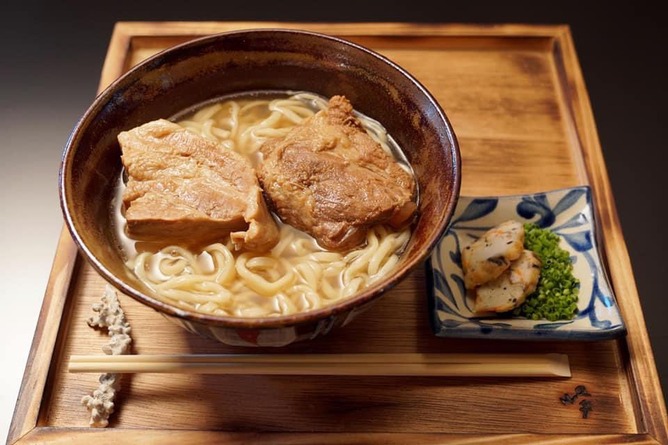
512, 223, 580, 321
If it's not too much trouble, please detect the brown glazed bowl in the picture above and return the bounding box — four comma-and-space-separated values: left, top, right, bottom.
59, 29, 461, 346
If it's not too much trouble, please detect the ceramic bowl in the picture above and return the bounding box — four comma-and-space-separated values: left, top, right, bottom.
59, 29, 461, 346
427, 186, 626, 340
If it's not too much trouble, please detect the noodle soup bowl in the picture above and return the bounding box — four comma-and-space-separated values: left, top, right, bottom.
59, 29, 461, 346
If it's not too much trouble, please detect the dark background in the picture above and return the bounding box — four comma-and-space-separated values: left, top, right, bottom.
1, 0, 666, 423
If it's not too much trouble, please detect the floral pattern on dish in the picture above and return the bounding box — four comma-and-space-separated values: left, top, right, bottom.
426, 186, 626, 340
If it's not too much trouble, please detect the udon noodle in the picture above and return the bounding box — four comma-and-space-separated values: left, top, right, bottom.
115, 92, 414, 318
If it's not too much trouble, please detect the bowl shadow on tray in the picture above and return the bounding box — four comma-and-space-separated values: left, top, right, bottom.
426, 185, 627, 341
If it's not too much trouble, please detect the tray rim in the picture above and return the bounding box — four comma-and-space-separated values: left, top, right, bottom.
7, 21, 667, 445
11, 429, 666, 444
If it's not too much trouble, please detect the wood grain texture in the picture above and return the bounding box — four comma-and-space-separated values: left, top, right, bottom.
8, 22, 668, 444
7, 227, 79, 444
41, 262, 634, 434
15, 429, 665, 445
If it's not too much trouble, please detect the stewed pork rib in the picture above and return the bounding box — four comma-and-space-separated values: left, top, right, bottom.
258, 96, 417, 251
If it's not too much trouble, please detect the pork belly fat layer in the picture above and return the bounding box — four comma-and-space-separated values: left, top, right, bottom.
118, 119, 279, 251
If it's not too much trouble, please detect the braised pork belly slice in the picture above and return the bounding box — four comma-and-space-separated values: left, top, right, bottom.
118, 119, 279, 251
258, 96, 417, 251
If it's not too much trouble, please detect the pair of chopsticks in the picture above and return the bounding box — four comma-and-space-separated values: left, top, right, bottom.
69, 353, 570, 377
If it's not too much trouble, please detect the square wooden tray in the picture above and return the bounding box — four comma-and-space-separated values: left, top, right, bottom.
8, 22, 668, 444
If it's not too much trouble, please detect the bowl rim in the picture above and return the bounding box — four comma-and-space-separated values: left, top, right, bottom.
59, 27, 462, 329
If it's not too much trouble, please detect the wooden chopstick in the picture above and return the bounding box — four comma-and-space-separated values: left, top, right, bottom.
69, 353, 570, 377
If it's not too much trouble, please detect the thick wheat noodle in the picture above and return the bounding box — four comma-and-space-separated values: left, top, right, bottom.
235, 254, 296, 297
239, 100, 269, 114
285, 284, 321, 310
270, 224, 297, 256
342, 231, 380, 286
155, 288, 230, 305
275, 293, 298, 314
269, 99, 316, 122
294, 261, 321, 290
369, 231, 410, 275
198, 301, 221, 314
308, 251, 343, 262
194, 103, 223, 121
211, 126, 231, 139
153, 274, 222, 290
121, 92, 413, 317
320, 276, 342, 301
293, 238, 316, 256
208, 247, 236, 284
375, 255, 400, 281
157, 258, 188, 276
343, 276, 365, 298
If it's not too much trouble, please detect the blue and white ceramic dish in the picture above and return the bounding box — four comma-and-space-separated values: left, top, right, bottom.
426, 186, 626, 340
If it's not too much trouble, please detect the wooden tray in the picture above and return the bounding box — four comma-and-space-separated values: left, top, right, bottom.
8, 22, 668, 444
